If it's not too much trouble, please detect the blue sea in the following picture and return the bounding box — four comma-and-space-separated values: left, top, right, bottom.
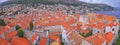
95, 7, 120, 19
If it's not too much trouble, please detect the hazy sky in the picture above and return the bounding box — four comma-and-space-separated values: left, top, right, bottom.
0, 0, 7, 3
79, 0, 120, 7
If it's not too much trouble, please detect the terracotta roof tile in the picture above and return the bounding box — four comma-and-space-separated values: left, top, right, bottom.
67, 31, 83, 45
11, 37, 30, 45
60, 22, 70, 30
49, 34, 60, 42
103, 15, 116, 22
106, 23, 114, 28
5, 17, 11, 21
105, 32, 114, 44
81, 30, 89, 34
5, 31, 17, 40
96, 14, 103, 19
87, 13, 95, 17
67, 18, 76, 25
2, 26, 10, 33
30, 34, 38, 43
7, 21, 16, 27
39, 38, 47, 45
51, 32, 62, 35
91, 24, 97, 28
97, 22, 105, 30
50, 41, 60, 45
88, 20, 95, 23
85, 33, 106, 45
19, 38, 30, 45
0, 31, 4, 35
73, 14, 80, 19
0, 38, 10, 45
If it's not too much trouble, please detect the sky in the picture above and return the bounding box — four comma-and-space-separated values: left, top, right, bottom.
79, 0, 120, 7
0, 0, 7, 3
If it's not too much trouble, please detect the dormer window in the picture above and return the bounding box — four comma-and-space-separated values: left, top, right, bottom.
112, 28, 114, 31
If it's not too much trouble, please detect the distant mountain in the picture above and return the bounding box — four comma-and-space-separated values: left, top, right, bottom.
0, 0, 114, 10
48, 0, 114, 9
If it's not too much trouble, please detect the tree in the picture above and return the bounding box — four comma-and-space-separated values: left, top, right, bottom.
116, 37, 120, 45
59, 34, 64, 45
29, 21, 33, 30
17, 29, 24, 37
86, 30, 92, 37
15, 25, 20, 30
0, 19, 6, 26
79, 30, 92, 37
79, 32, 85, 37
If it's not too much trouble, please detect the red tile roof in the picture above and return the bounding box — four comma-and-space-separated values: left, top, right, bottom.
2, 26, 10, 33
60, 22, 70, 30
0, 38, 10, 45
39, 38, 47, 45
49, 34, 60, 42
87, 13, 95, 17
80, 30, 89, 34
0, 31, 4, 35
30, 34, 37, 43
5, 31, 17, 40
0, 11, 118, 45
7, 21, 16, 27
106, 23, 114, 28
85, 33, 106, 45
51, 32, 62, 35
103, 15, 115, 22
11, 37, 30, 45
105, 32, 114, 44
5, 17, 11, 21
67, 18, 76, 25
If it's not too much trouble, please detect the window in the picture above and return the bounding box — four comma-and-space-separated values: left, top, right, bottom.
103, 29, 106, 33
97, 31, 99, 33
112, 28, 114, 31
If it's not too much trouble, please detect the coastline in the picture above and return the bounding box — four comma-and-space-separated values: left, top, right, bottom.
95, 7, 120, 19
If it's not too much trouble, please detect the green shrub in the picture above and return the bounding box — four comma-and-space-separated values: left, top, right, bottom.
79, 32, 85, 37
0, 19, 6, 26
59, 34, 64, 45
79, 30, 92, 37
29, 21, 33, 30
17, 29, 24, 37
15, 25, 20, 30
86, 30, 92, 37
116, 37, 120, 45
60, 42, 64, 45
